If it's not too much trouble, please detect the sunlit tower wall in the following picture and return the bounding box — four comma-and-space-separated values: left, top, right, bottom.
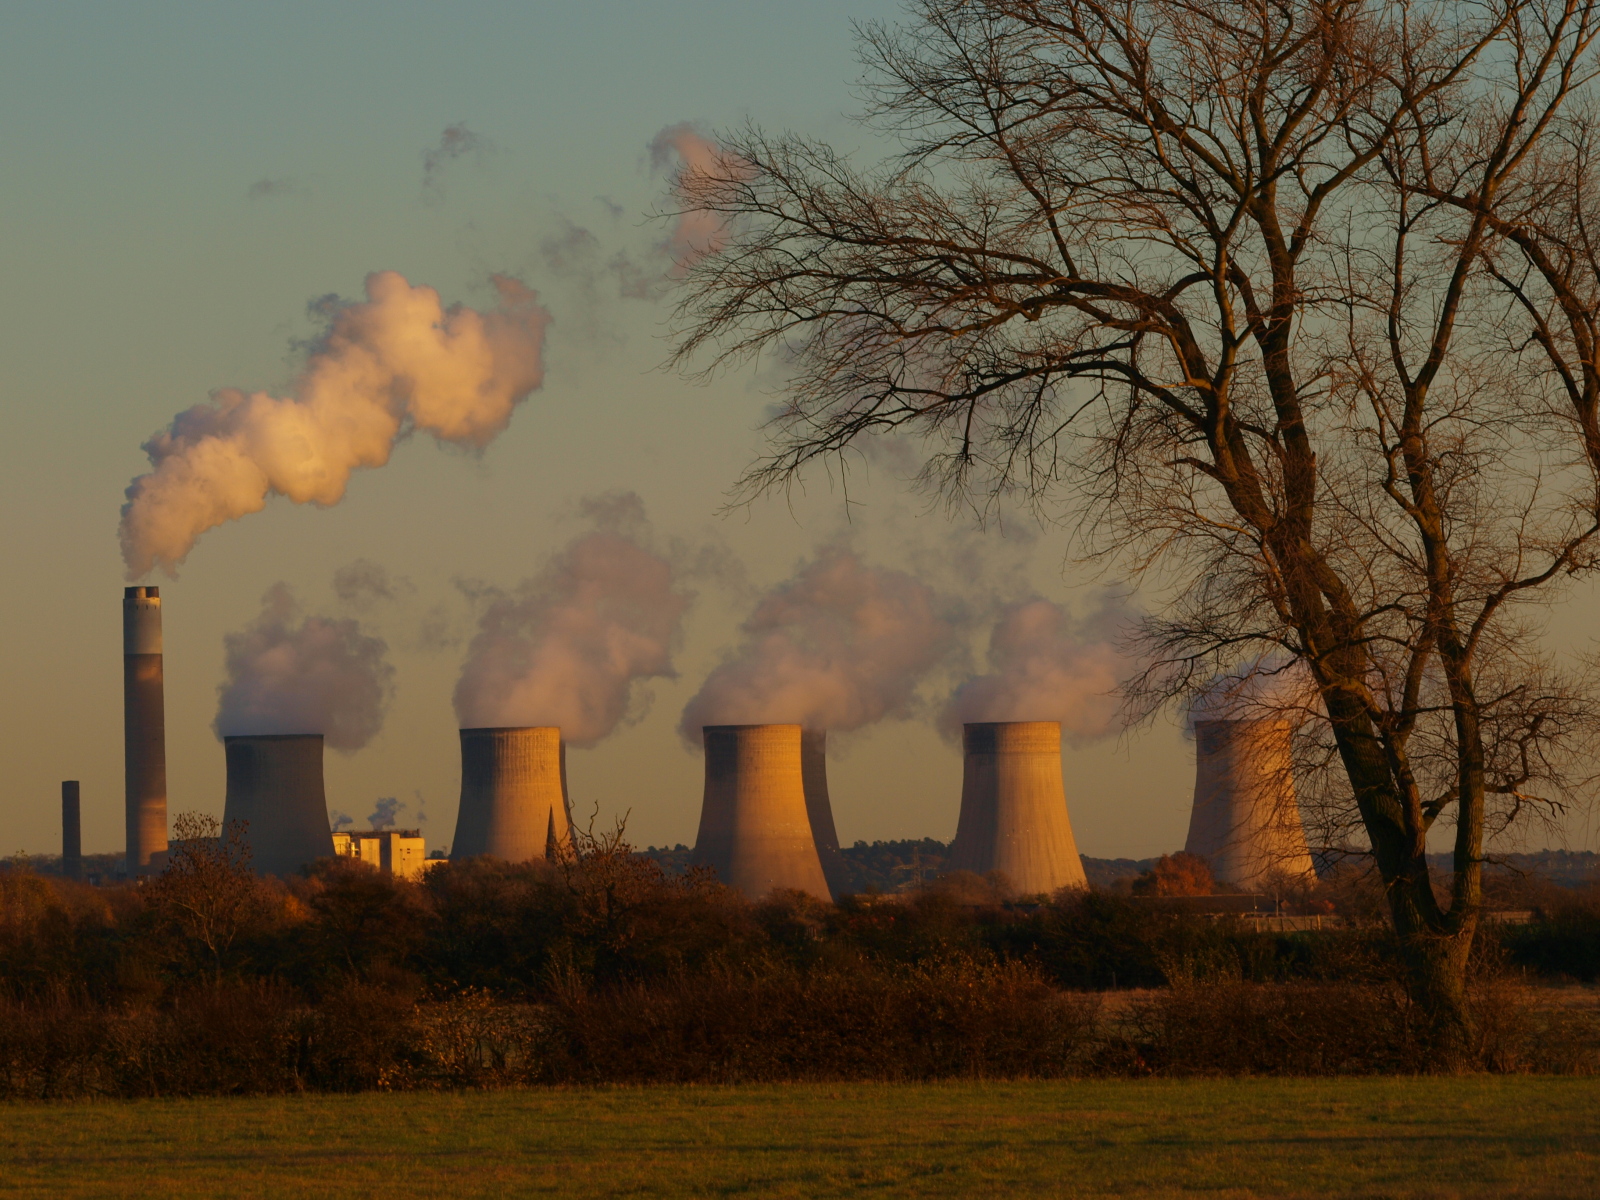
693, 724, 830, 900
451, 726, 571, 862
800, 729, 848, 897
123, 586, 168, 874
1184, 719, 1316, 890
221, 734, 335, 877
946, 721, 1089, 893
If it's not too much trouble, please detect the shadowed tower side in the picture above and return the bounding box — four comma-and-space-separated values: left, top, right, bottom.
452, 727, 571, 862
221, 733, 335, 877
1185, 719, 1315, 890
946, 721, 1088, 894
800, 729, 848, 898
693, 724, 830, 900
123, 586, 168, 874
61, 781, 81, 881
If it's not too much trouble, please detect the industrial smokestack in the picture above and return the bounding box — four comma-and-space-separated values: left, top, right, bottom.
800, 730, 848, 897
123, 586, 167, 874
451, 727, 571, 862
1184, 719, 1315, 890
692, 724, 830, 900
221, 734, 334, 877
946, 721, 1088, 894
61, 781, 81, 881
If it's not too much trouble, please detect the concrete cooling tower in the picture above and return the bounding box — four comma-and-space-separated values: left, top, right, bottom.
1184, 718, 1315, 890
451, 727, 571, 862
692, 724, 830, 900
800, 729, 849, 897
123, 586, 168, 874
946, 721, 1088, 894
221, 734, 335, 877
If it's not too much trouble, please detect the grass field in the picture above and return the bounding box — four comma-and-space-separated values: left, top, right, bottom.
3, 1078, 1597, 1198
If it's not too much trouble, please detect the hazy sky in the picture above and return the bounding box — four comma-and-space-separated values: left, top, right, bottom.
2, 2, 1592, 860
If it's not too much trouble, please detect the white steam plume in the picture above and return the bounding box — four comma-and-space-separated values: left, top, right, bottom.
680, 549, 954, 744
940, 597, 1128, 743
121, 271, 550, 578
453, 495, 691, 745
215, 584, 395, 751
1186, 655, 1322, 731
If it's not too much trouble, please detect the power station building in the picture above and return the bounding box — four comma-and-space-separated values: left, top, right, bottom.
332, 828, 432, 880
1184, 718, 1316, 890
451, 726, 571, 862
692, 724, 831, 900
221, 733, 335, 878
946, 720, 1088, 894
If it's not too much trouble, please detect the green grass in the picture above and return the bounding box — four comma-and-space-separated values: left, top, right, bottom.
3, 1078, 1596, 1198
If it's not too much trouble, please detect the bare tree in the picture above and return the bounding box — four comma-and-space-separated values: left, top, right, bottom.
668, 0, 1600, 1050
146, 812, 261, 979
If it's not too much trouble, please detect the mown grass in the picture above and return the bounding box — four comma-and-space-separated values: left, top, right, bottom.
3, 1077, 1596, 1198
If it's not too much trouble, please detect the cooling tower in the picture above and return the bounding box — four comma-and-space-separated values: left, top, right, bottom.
61, 781, 81, 881
800, 729, 849, 897
946, 721, 1089, 894
451, 727, 571, 862
1184, 719, 1315, 889
221, 734, 335, 877
693, 724, 830, 900
123, 586, 168, 874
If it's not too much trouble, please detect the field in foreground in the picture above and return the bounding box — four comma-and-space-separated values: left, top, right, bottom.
4, 1078, 1598, 1199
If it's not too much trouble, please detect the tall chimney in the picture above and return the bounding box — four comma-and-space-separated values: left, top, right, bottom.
800, 729, 848, 897
123, 585, 167, 874
693, 724, 830, 900
452, 727, 571, 861
1184, 718, 1315, 890
946, 721, 1088, 894
221, 734, 334, 877
61, 781, 82, 880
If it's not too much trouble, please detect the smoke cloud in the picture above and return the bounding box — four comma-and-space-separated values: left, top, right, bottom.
940, 597, 1128, 743
453, 495, 691, 745
215, 584, 395, 751
651, 122, 748, 270
422, 122, 487, 191
120, 271, 549, 578
369, 797, 402, 830
1187, 656, 1321, 730
680, 549, 954, 743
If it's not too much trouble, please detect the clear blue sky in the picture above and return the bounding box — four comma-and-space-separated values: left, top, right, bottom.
2, 2, 1585, 860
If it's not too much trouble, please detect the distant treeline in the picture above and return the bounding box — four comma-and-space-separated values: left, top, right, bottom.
0, 820, 1596, 1098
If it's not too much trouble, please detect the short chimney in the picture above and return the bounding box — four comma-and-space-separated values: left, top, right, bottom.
61, 781, 82, 880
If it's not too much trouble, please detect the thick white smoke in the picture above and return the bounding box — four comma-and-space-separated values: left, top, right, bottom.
1186, 655, 1322, 731
453, 496, 691, 745
215, 584, 395, 751
121, 271, 550, 578
680, 549, 954, 744
940, 598, 1127, 743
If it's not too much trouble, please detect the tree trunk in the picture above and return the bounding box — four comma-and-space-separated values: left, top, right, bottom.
1387, 875, 1478, 1066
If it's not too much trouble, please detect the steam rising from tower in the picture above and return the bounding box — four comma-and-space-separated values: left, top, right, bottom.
454, 497, 689, 745
215, 585, 393, 751
946, 722, 1088, 894
692, 724, 830, 900
123, 586, 168, 873
120, 271, 549, 577
680, 550, 951, 739
941, 598, 1126, 741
